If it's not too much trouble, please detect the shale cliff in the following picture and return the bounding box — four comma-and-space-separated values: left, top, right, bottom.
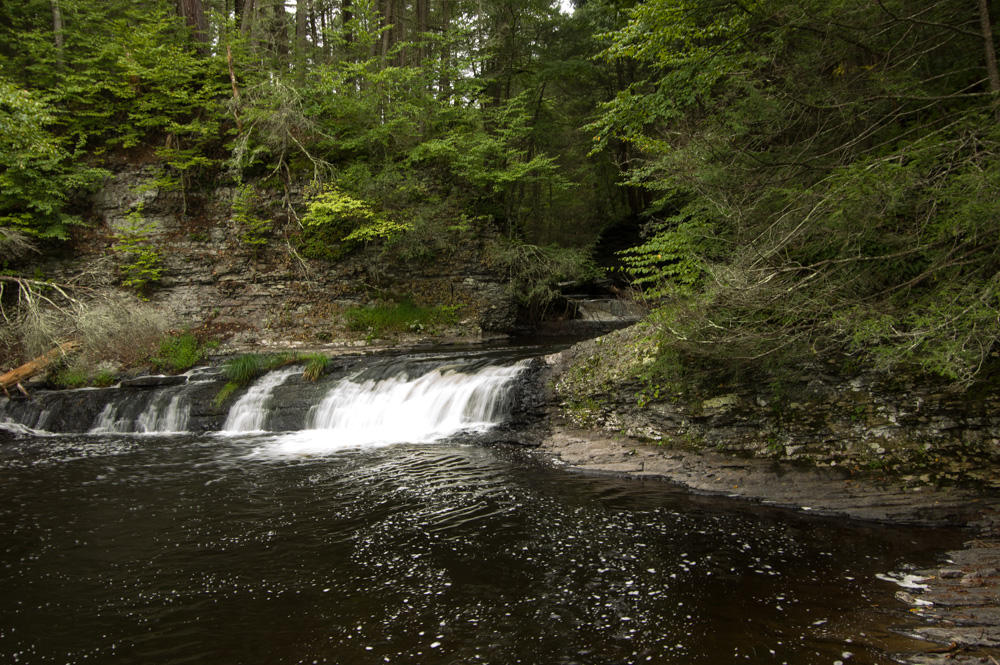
545, 323, 1000, 491
32, 164, 517, 344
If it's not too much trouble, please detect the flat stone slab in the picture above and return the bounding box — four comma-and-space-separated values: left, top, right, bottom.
536, 427, 995, 526
119, 375, 189, 388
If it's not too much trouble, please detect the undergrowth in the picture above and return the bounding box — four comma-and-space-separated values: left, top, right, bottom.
302, 353, 329, 381
344, 298, 459, 338
150, 332, 218, 373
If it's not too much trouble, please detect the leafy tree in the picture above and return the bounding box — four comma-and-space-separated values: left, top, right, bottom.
111, 204, 163, 296
0, 75, 103, 248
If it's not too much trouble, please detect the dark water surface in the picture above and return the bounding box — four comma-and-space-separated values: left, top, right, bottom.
1, 432, 960, 664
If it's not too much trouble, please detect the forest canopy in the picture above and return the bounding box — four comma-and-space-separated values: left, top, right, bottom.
0, 0, 998, 384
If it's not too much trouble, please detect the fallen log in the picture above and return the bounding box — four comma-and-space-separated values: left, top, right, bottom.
1, 340, 80, 398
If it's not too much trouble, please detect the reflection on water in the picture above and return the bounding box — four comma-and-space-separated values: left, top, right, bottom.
0, 433, 958, 664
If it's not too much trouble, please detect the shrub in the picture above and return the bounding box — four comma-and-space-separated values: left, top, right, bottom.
75, 294, 169, 366
111, 205, 163, 296
52, 366, 88, 389
93, 369, 117, 387
150, 332, 204, 373
0, 289, 169, 367
486, 241, 602, 320
232, 184, 271, 247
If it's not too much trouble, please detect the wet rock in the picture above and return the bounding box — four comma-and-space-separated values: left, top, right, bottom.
477, 299, 517, 334
959, 571, 990, 587
896, 591, 933, 606
120, 375, 189, 388
531, 425, 996, 525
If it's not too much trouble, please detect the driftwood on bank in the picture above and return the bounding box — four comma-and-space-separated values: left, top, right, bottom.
1, 340, 80, 398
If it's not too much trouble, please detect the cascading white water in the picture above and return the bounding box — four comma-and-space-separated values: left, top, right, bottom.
221, 366, 301, 433
91, 402, 125, 433
90, 387, 190, 434
255, 359, 530, 456
136, 391, 189, 433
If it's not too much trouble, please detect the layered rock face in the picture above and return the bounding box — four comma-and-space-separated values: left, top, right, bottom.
34, 164, 516, 342
548, 325, 1000, 488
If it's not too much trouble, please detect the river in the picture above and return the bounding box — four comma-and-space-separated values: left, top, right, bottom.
0, 349, 961, 664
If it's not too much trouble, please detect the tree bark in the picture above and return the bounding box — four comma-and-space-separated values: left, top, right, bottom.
1, 341, 80, 397
51, 0, 64, 69
416, 0, 428, 62
439, 0, 451, 99
296, 0, 309, 84
241, 0, 256, 35
271, 0, 290, 62
978, 0, 1000, 121
226, 43, 243, 132
178, 0, 210, 51
392, 0, 406, 66
379, 0, 392, 58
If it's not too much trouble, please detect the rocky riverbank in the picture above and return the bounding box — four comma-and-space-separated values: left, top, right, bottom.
901, 510, 1000, 665
530, 424, 994, 525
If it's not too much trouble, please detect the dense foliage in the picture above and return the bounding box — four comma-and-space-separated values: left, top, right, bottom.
1, 0, 998, 384
591, 0, 1000, 385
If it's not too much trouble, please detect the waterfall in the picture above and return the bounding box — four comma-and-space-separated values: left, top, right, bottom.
0, 394, 58, 434
254, 358, 530, 456
90, 386, 190, 434
91, 402, 126, 433
1, 354, 532, 441
221, 366, 301, 433
136, 390, 189, 433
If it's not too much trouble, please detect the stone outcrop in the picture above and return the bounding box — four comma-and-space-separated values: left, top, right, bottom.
33, 164, 518, 343
546, 324, 1000, 489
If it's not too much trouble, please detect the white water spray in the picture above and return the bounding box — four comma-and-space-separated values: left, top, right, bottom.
91, 402, 126, 433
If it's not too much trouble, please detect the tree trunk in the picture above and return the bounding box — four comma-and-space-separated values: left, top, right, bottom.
379, 0, 392, 58
51, 0, 64, 69
226, 43, 243, 132
241, 0, 256, 35
308, 4, 319, 60
178, 0, 209, 51
439, 0, 451, 99
296, 0, 309, 84
978, 0, 1000, 121
392, 0, 405, 66
341, 0, 353, 45
416, 0, 428, 62
1, 341, 80, 397
271, 0, 290, 63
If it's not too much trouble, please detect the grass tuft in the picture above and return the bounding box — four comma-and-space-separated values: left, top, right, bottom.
302, 353, 329, 382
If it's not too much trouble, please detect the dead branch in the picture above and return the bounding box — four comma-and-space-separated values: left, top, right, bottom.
1, 340, 80, 398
